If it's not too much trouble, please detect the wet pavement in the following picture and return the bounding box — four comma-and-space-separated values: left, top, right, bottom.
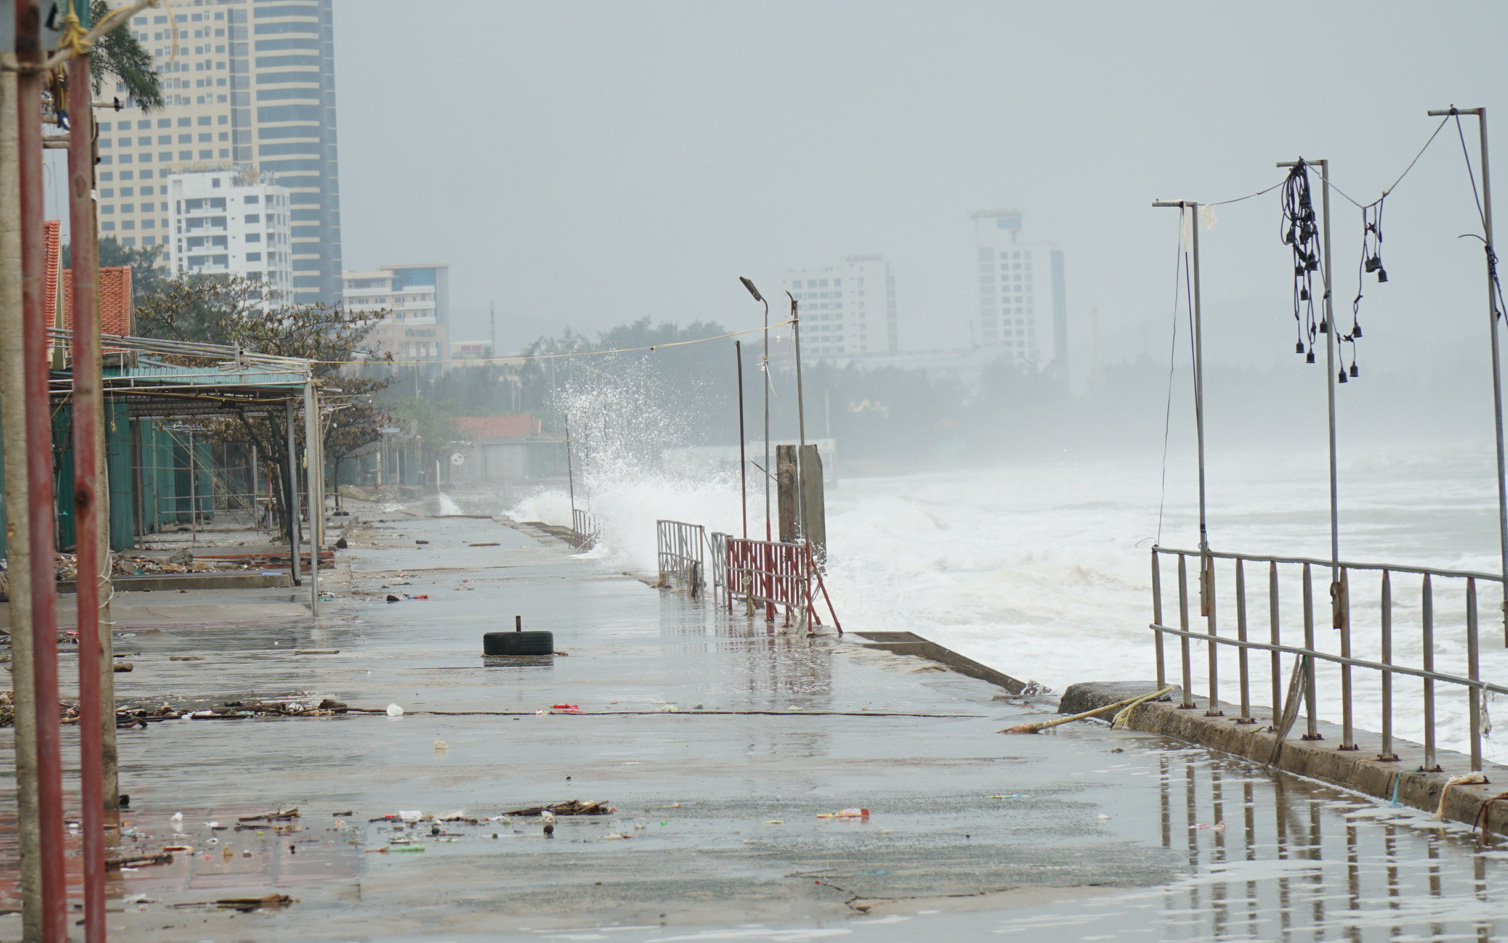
1, 512, 1506, 941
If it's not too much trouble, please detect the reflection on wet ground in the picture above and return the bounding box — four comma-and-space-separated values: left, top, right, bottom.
0, 513, 1503, 940
995, 749, 1506, 942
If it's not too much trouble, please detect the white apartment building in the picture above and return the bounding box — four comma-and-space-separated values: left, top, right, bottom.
97, 0, 342, 305
166, 169, 293, 300
343, 265, 450, 364
781, 255, 898, 361
971, 209, 1068, 372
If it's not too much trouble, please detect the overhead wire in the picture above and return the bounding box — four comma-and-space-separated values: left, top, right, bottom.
1451, 111, 1507, 325
1156, 209, 1189, 547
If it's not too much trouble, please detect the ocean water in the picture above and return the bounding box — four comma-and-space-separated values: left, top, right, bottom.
504, 436, 1508, 765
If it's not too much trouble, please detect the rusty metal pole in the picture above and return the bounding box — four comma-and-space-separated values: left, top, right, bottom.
735, 340, 747, 540
18, 0, 69, 935
68, 42, 108, 940
0, 35, 42, 943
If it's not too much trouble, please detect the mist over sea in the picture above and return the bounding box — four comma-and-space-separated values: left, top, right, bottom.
502, 435, 1508, 765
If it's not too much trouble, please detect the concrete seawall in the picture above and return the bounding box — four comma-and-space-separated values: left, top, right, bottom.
1060, 681, 1508, 839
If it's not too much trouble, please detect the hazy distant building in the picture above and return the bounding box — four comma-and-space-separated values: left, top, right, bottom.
343, 264, 450, 365
98, 0, 342, 305
166, 169, 293, 302
781, 255, 898, 360
971, 210, 1067, 373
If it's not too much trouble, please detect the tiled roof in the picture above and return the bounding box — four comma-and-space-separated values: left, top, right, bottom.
454, 415, 542, 440
43, 219, 60, 327
57, 266, 135, 338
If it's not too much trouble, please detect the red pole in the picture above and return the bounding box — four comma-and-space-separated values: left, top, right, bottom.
18, 0, 69, 936
68, 46, 107, 940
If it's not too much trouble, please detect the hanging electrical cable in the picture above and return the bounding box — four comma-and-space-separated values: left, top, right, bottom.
1280, 160, 1323, 363
1343, 197, 1385, 380
1452, 110, 1508, 326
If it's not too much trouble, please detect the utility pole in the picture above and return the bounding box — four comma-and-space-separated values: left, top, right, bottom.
788, 291, 808, 548
735, 340, 747, 539
67, 22, 109, 937
0, 20, 43, 940
1278, 159, 1341, 616
17, 0, 69, 937
1153, 200, 1208, 712
1430, 107, 1507, 646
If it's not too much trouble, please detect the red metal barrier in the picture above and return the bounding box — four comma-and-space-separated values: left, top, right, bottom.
724, 537, 840, 632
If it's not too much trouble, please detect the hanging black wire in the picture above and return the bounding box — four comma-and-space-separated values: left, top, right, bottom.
1281, 160, 1322, 363
1342, 198, 1386, 380
1452, 110, 1508, 326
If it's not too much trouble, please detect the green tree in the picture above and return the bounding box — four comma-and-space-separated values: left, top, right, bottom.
90, 0, 164, 112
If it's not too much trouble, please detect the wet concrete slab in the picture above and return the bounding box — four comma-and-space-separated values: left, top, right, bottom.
2, 513, 1507, 941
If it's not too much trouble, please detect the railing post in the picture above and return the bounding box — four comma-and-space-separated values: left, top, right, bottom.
1422, 573, 1439, 771
1302, 562, 1321, 740
1235, 559, 1254, 723
1379, 570, 1397, 761
1468, 577, 1482, 773
1178, 554, 1194, 708
1206, 559, 1222, 716
1338, 567, 1356, 750
1152, 550, 1166, 690
1270, 561, 1282, 723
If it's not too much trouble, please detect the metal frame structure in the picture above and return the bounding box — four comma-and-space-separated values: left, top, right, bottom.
656, 519, 706, 592
1151, 545, 1502, 773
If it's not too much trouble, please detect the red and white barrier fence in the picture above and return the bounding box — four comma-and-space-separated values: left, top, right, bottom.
724, 537, 841, 632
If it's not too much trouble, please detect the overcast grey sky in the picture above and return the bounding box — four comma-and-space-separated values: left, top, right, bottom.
331, 1, 1508, 369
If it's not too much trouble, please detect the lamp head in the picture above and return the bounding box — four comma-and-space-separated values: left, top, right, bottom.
739, 277, 763, 303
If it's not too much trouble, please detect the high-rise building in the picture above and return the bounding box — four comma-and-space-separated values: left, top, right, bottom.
343, 264, 450, 365
96, 0, 342, 305
166, 168, 293, 301
781, 255, 898, 361
971, 209, 1067, 373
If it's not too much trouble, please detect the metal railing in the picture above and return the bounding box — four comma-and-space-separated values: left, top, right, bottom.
724, 536, 840, 632
709, 531, 728, 594
1151, 545, 1507, 772
571, 509, 599, 550
656, 519, 705, 593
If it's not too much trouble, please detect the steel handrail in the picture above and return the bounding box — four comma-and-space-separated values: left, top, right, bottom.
1148, 621, 1508, 696
1153, 544, 1503, 584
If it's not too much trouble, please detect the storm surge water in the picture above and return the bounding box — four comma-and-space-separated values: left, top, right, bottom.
507, 383, 1508, 764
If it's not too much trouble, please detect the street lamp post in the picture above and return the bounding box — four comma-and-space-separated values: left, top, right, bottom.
740, 277, 771, 545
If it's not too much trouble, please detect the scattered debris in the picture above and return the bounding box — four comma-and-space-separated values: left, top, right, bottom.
106, 852, 172, 870
168, 655, 205, 662
171, 894, 296, 913
386, 704, 404, 717
238, 808, 300, 823
503, 799, 614, 817
113, 662, 134, 673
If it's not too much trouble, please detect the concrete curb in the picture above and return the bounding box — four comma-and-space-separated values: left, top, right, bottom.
1060, 681, 1508, 839
854, 631, 1030, 695
57, 572, 292, 593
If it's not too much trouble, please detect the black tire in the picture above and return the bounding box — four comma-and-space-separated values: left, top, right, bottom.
483, 630, 554, 656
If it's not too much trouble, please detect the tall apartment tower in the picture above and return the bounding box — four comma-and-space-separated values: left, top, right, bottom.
971, 210, 1068, 374
781, 255, 898, 361
96, 0, 342, 305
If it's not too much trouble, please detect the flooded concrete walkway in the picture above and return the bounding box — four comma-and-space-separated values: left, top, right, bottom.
1, 512, 1505, 941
